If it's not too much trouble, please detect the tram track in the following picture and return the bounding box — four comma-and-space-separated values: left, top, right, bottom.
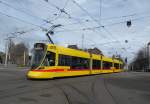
0, 74, 100, 104
58, 84, 90, 104
0, 67, 121, 104
0, 83, 56, 99
53, 76, 102, 104
0, 74, 112, 104
90, 75, 120, 104
103, 77, 119, 104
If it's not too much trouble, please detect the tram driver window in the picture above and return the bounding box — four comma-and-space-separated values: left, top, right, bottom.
43, 52, 55, 66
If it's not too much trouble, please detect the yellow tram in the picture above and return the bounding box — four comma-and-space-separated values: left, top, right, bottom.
27, 43, 123, 79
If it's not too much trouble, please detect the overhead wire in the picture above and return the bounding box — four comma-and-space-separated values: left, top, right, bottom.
87, 41, 119, 46
43, 0, 87, 27
44, 0, 107, 41
0, 11, 46, 29
71, 0, 116, 38
54, 13, 150, 35
102, 10, 150, 21
2, 0, 149, 33
99, 0, 102, 25
0, 0, 69, 28
42, 0, 126, 42
70, 0, 129, 55
1, 0, 72, 42
37, 1, 150, 56
0, 0, 53, 24
0, 10, 53, 41
44, 0, 72, 18
99, 0, 119, 55
0, 0, 74, 42
71, 0, 116, 41
2, 0, 149, 54
55, 0, 70, 19
70, 0, 141, 55
59, 13, 139, 26
70, 0, 150, 42
44, 0, 70, 22
53, 11, 150, 28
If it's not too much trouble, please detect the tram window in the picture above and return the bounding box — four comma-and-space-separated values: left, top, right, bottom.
43, 52, 55, 66
58, 54, 72, 66
103, 61, 112, 69
114, 63, 119, 69
92, 60, 101, 69
71, 57, 89, 69
58, 55, 89, 69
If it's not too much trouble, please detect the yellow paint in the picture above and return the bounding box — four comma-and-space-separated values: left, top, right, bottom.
55, 70, 90, 77
92, 54, 102, 60
101, 70, 114, 73
58, 46, 90, 58
27, 71, 53, 79
91, 69, 101, 74
102, 56, 113, 62
39, 66, 70, 70
27, 69, 122, 79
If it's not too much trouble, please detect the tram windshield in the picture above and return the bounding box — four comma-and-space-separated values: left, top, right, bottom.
31, 43, 46, 69
31, 49, 45, 69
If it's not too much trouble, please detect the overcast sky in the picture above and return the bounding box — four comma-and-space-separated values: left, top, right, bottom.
0, 0, 150, 62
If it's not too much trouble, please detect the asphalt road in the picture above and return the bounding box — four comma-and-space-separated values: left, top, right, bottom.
0, 67, 150, 104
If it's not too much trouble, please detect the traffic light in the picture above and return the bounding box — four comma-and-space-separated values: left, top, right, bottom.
125, 40, 128, 43
127, 20, 131, 27
125, 57, 128, 63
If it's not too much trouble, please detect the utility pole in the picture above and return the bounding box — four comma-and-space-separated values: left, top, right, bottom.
5, 40, 8, 67
23, 51, 26, 66
125, 57, 128, 71
8, 38, 12, 64
89, 53, 92, 74
147, 42, 150, 71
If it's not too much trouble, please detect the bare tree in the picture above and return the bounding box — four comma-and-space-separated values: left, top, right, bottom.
129, 47, 148, 71
14, 43, 29, 66
0, 52, 5, 64
8, 40, 15, 64
7, 42, 29, 66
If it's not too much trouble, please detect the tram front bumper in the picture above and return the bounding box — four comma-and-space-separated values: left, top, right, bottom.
27, 71, 53, 79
